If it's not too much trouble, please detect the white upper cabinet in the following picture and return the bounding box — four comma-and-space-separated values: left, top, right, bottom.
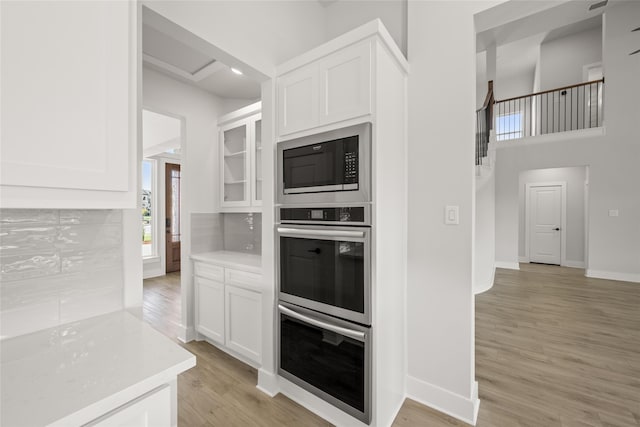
277, 40, 372, 138
0, 1, 137, 209
277, 64, 318, 136
318, 40, 371, 126
219, 102, 262, 211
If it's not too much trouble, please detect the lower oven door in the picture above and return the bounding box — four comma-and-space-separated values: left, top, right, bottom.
278, 302, 371, 424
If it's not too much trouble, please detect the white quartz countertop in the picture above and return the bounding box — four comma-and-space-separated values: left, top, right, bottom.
0, 311, 196, 427
190, 250, 262, 273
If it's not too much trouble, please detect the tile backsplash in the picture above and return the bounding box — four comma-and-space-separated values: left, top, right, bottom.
191, 213, 223, 254
190, 212, 261, 255
0, 209, 124, 339
223, 213, 261, 254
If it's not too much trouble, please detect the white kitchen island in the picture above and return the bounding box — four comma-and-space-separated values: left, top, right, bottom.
1, 311, 195, 427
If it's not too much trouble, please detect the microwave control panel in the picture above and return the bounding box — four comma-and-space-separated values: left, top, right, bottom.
344, 151, 358, 184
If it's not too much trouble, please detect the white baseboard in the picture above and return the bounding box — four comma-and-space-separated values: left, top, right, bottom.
586, 269, 640, 283
563, 260, 585, 269
474, 266, 495, 295
177, 325, 195, 343
142, 257, 163, 279
518, 256, 529, 263
494, 261, 520, 270
257, 369, 279, 397
406, 376, 480, 426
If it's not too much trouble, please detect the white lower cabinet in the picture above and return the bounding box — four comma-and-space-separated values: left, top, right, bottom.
86, 386, 171, 427
194, 261, 262, 365
225, 285, 261, 363
195, 277, 225, 345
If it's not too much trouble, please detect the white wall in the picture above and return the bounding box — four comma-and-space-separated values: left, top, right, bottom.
475, 171, 495, 294
495, 1, 640, 283
540, 26, 602, 91
533, 47, 541, 93
476, 51, 488, 110
220, 98, 260, 116
143, 0, 327, 77
518, 167, 586, 266
406, 1, 502, 424
324, 0, 407, 57
495, 67, 535, 101
143, 66, 222, 339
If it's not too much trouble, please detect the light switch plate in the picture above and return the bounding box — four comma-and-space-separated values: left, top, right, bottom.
445, 205, 459, 225
608, 209, 619, 217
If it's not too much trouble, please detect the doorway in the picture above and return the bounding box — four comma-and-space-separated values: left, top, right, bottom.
519, 166, 588, 269
141, 108, 183, 279
526, 183, 565, 265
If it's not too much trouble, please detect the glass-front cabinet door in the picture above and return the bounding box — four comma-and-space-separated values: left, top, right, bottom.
221, 119, 249, 207
218, 103, 261, 211
251, 116, 262, 206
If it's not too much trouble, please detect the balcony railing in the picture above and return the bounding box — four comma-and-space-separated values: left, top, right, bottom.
494, 79, 604, 141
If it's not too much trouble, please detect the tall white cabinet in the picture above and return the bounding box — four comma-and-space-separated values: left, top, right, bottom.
0, 1, 138, 209
219, 102, 262, 211
272, 20, 408, 427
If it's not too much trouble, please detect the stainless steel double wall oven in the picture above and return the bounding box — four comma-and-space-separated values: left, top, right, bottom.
276, 123, 372, 424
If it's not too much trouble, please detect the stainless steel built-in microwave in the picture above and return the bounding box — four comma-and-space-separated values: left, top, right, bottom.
277, 123, 371, 205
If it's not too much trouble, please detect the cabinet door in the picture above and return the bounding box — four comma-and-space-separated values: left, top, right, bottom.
318, 40, 372, 126
195, 276, 225, 344
250, 115, 263, 206
0, 1, 135, 205
220, 119, 250, 208
85, 385, 171, 427
225, 285, 262, 364
277, 64, 318, 136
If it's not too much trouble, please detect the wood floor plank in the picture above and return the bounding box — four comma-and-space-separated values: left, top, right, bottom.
143, 264, 640, 427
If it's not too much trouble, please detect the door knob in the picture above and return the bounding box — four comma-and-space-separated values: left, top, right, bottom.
554, 227, 560, 231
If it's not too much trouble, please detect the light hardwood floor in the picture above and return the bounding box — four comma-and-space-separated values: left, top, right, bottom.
143, 265, 640, 426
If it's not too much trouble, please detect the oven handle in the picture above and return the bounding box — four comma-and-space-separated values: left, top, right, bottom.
278, 304, 366, 342
277, 227, 365, 239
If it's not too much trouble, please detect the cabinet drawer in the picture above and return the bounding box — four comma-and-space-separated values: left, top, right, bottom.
225, 269, 262, 290
194, 262, 224, 282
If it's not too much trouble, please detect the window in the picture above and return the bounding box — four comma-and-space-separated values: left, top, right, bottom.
142, 159, 156, 258
496, 112, 523, 141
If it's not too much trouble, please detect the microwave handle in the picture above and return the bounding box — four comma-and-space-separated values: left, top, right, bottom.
278, 304, 366, 342
277, 227, 365, 239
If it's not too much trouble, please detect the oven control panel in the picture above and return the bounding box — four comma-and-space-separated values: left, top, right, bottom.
280, 206, 368, 225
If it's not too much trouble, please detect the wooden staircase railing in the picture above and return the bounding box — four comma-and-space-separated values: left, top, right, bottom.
475, 81, 493, 166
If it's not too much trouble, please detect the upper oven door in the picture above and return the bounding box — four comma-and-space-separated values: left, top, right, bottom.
277, 224, 371, 325
277, 122, 371, 205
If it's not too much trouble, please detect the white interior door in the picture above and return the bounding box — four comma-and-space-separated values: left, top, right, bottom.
529, 185, 562, 265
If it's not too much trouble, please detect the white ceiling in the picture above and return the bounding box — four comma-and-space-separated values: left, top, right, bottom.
142, 7, 261, 100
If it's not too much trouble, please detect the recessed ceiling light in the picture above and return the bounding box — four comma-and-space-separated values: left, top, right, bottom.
231, 67, 243, 75
588, 0, 608, 11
